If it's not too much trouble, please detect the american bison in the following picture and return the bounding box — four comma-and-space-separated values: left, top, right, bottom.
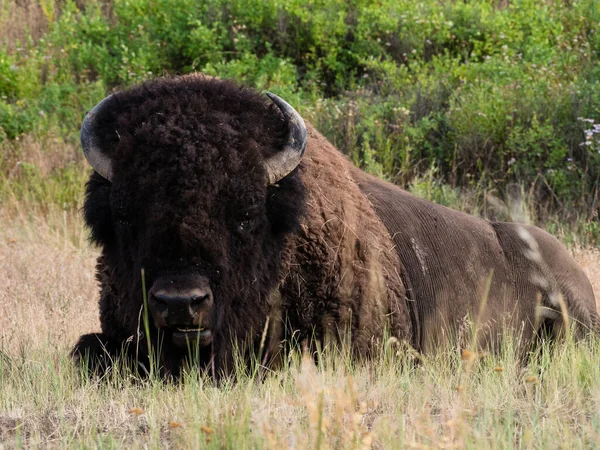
73, 75, 598, 378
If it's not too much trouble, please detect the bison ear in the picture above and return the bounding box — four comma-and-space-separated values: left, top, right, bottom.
81, 94, 115, 182
263, 92, 307, 184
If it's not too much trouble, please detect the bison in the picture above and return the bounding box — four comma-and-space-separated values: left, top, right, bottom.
73, 75, 598, 378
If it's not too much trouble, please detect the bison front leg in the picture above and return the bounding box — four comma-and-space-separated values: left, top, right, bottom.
71, 333, 140, 378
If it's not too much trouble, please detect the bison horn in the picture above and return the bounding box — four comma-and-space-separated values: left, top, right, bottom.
80, 94, 115, 181
264, 92, 307, 184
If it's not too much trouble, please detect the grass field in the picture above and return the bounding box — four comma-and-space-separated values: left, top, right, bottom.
1, 0, 600, 447
1, 206, 599, 449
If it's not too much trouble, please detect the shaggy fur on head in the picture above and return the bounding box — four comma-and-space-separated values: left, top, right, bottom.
77, 76, 307, 376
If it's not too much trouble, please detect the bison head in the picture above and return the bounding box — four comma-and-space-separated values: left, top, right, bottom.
80, 77, 307, 373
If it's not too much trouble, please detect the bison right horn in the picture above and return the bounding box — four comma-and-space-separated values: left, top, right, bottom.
81, 94, 115, 182
264, 92, 307, 184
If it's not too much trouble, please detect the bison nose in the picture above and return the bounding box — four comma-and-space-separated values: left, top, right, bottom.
149, 286, 213, 328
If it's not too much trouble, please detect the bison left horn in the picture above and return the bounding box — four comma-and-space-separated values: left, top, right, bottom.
81, 94, 115, 181
264, 92, 307, 184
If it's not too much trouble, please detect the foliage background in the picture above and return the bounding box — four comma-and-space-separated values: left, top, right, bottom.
0, 0, 599, 241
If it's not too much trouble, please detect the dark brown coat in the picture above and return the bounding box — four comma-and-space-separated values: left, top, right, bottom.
73, 76, 597, 378
287, 123, 597, 354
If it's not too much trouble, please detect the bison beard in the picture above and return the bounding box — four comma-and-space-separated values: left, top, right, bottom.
72, 75, 598, 380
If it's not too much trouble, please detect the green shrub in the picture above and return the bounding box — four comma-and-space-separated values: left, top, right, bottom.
0, 0, 599, 224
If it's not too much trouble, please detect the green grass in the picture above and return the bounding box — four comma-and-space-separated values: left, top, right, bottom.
1, 0, 598, 244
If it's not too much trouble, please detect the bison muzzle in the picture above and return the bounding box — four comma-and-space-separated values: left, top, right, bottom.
148, 273, 214, 348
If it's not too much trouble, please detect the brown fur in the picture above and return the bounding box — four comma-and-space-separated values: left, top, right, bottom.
73, 76, 409, 378
73, 75, 597, 379
279, 124, 411, 354
353, 166, 598, 351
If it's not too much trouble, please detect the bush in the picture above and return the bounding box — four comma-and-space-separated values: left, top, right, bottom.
0, 0, 599, 221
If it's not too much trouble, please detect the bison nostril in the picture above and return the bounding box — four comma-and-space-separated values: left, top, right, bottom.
152, 294, 169, 303
150, 294, 166, 309
190, 294, 211, 307
152, 293, 171, 306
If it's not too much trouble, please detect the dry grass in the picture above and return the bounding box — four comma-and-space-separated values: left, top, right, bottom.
0, 208, 97, 352
0, 0, 51, 49
0, 0, 115, 50
572, 246, 600, 310
1, 208, 600, 448
1, 134, 82, 178
0, 131, 599, 447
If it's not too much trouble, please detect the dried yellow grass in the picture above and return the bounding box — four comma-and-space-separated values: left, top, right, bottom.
1, 209, 600, 448
0, 0, 53, 49
0, 209, 98, 352
572, 246, 600, 311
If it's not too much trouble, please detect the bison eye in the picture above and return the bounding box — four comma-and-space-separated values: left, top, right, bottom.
112, 208, 131, 226
237, 219, 254, 233
235, 207, 260, 234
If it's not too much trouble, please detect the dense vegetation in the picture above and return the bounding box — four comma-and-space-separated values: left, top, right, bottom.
1, 0, 599, 240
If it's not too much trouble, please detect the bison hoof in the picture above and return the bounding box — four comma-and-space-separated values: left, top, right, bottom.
71, 333, 128, 378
